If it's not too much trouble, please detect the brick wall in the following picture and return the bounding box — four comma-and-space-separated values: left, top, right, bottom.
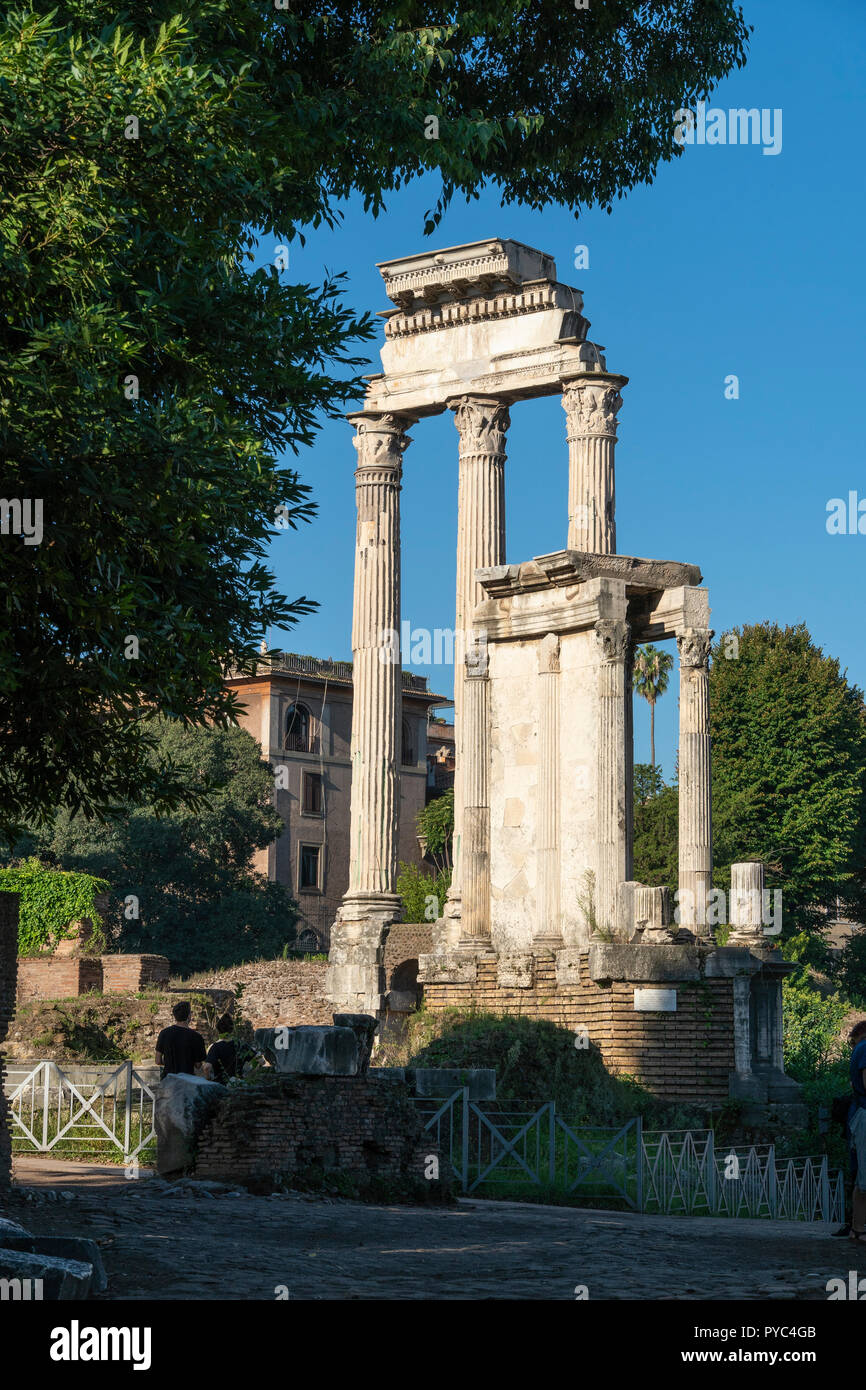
0, 894, 19, 1189
16, 956, 103, 1004
180, 960, 332, 1029
423, 951, 735, 1104
384, 923, 432, 984
102, 955, 169, 992
193, 1075, 439, 1189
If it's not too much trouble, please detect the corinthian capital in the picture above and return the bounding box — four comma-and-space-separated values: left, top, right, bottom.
449, 396, 510, 456
594, 619, 630, 663
677, 628, 714, 669
562, 380, 623, 438
351, 413, 414, 471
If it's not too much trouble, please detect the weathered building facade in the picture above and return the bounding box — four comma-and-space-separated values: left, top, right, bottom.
228, 655, 446, 949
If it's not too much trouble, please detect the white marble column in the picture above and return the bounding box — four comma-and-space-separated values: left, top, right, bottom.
562, 378, 623, 553
624, 637, 635, 879
328, 412, 413, 1014
445, 395, 509, 939
344, 413, 410, 899
536, 634, 562, 946
728, 861, 765, 947
594, 618, 630, 933
676, 627, 714, 936
460, 645, 491, 942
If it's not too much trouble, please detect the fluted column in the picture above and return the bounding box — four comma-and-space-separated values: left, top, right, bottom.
594, 619, 630, 933
676, 627, 714, 936
624, 636, 635, 879
460, 645, 491, 941
536, 634, 562, 946
445, 395, 509, 937
562, 378, 623, 553
345, 413, 411, 900
728, 861, 765, 947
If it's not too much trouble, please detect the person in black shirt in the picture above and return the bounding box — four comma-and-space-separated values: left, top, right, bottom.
155, 1000, 207, 1080
206, 1014, 243, 1085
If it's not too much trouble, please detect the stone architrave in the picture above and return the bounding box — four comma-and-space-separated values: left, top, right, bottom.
561, 378, 624, 553
594, 618, 630, 933
536, 634, 562, 946
327, 412, 412, 1014
460, 644, 491, 942
676, 627, 714, 936
444, 395, 509, 941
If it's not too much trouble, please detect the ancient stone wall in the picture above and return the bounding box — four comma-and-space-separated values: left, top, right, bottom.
193, 1075, 438, 1189
0, 894, 19, 1189
179, 960, 332, 1030
422, 950, 735, 1104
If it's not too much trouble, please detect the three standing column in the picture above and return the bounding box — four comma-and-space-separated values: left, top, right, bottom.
445, 395, 510, 942
676, 627, 714, 936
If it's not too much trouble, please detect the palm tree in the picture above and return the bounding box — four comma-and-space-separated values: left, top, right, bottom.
633, 644, 674, 769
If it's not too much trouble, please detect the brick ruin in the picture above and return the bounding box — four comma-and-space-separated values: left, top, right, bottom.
192, 1075, 440, 1192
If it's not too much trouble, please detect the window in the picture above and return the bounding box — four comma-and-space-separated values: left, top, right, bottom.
285, 703, 310, 752
401, 718, 414, 767
299, 844, 321, 891
302, 771, 323, 816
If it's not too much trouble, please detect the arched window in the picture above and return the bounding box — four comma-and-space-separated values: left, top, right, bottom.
401, 718, 414, 767
285, 702, 310, 752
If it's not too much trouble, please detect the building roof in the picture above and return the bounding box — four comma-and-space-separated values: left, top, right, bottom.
226, 652, 449, 706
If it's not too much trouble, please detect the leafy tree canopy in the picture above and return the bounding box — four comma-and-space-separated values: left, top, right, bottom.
0, 1, 750, 838
710, 623, 866, 937
8, 719, 298, 973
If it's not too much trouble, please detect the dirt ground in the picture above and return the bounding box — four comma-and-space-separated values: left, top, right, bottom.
5, 1156, 864, 1301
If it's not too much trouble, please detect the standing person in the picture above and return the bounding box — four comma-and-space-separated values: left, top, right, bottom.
206, 1014, 244, 1084
848, 1019, 866, 1245
155, 1000, 207, 1080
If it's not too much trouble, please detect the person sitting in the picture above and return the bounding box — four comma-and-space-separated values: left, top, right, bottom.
206, 1013, 244, 1084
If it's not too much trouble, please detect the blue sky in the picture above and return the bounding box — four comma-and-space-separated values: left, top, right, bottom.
259, 0, 865, 782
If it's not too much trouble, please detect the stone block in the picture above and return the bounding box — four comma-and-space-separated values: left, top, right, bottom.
332, 1014, 378, 1074
0, 1246, 93, 1299
554, 948, 582, 986
0, 1237, 107, 1293
417, 952, 477, 985
497, 953, 534, 988
588, 942, 701, 984
155, 1073, 227, 1176
411, 1068, 496, 1101
258, 1025, 360, 1076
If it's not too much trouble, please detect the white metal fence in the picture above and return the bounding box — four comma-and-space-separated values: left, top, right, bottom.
8, 1060, 156, 1162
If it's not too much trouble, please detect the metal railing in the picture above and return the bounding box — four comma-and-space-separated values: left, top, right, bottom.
641, 1128, 845, 1222
417, 1090, 640, 1206
418, 1091, 844, 1222
8, 1060, 156, 1163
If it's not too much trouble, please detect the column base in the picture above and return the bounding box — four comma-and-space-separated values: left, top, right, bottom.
326, 893, 401, 1018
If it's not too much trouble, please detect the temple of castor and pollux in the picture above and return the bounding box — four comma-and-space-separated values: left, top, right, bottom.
325, 238, 802, 1117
